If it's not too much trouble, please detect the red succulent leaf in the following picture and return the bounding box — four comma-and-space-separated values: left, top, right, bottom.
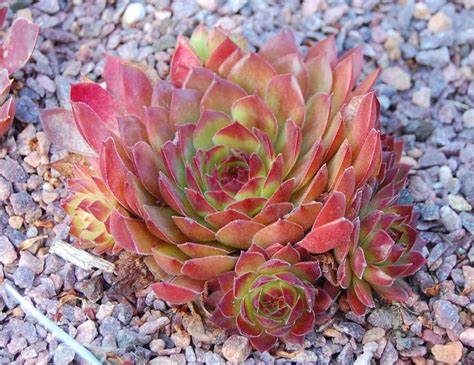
399, 251, 426, 277
228, 53, 276, 97
298, 218, 353, 254
201, 77, 247, 114
99, 137, 134, 208
350, 246, 367, 279
313, 288, 333, 313
364, 265, 394, 287
237, 314, 262, 338
0, 96, 14, 137
181, 255, 237, 280
205, 209, 250, 229
291, 261, 321, 282
169, 88, 201, 125
265, 73, 305, 127
352, 68, 381, 97
172, 216, 215, 242
271, 244, 300, 265
293, 164, 328, 204
306, 56, 332, 96
71, 83, 122, 130
72, 102, 114, 153
206, 36, 239, 72
182, 66, 214, 93
252, 219, 305, 248
234, 271, 258, 298
285, 202, 322, 230
216, 220, 264, 249
259, 259, 291, 274
353, 128, 381, 187
305, 35, 337, 67
313, 191, 347, 228
364, 230, 395, 263
218, 271, 236, 293
346, 287, 367, 315
235, 251, 266, 274
352, 277, 375, 308
151, 244, 188, 276
231, 94, 278, 142
372, 281, 411, 302
259, 29, 300, 64
292, 309, 315, 336
132, 142, 163, 197
151, 277, 204, 304
178, 241, 231, 258
253, 202, 293, 225
249, 332, 278, 352
0, 17, 39, 74
217, 289, 238, 318
171, 35, 201, 87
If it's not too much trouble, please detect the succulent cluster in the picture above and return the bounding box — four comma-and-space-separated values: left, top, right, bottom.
0, 7, 39, 137
41, 26, 425, 350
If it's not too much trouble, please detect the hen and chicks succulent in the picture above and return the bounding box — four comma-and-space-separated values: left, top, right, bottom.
41, 26, 425, 351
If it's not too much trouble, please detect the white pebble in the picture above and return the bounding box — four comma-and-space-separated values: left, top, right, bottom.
380, 66, 411, 91
462, 109, 474, 128
412, 87, 431, 109
122, 3, 146, 26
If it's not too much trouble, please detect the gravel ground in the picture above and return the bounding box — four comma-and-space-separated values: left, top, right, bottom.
0, 0, 473, 364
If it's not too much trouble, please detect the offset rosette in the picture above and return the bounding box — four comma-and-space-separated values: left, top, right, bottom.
210, 244, 331, 352
62, 164, 119, 254
0, 13, 39, 137
336, 136, 426, 314
326, 136, 426, 314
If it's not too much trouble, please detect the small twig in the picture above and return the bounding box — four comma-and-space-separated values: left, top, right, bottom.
49, 240, 115, 273
3, 282, 102, 365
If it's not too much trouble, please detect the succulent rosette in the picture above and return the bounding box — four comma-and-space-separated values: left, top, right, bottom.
61, 163, 119, 254
333, 136, 426, 315
0, 11, 39, 137
210, 244, 331, 351
40, 24, 426, 349
41, 27, 383, 304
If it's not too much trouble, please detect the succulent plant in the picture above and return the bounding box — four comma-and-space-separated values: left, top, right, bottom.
40, 26, 425, 349
210, 243, 332, 351
62, 163, 119, 255
334, 135, 426, 315
0, 12, 39, 137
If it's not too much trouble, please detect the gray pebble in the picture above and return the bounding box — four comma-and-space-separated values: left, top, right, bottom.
433, 299, 459, 329
334, 322, 365, 342
419, 149, 448, 167
10, 192, 36, 216
440, 206, 462, 231
34, 0, 60, 14
13, 266, 35, 288
99, 317, 121, 336
415, 47, 451, 68
0, 158, 28, 183
113, 303, 134, 324
0, 236, 17, 265
53, 343, 75, 365
15, 96, 39, 123
139, 317, 170, 335
116, 328, 142, 350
